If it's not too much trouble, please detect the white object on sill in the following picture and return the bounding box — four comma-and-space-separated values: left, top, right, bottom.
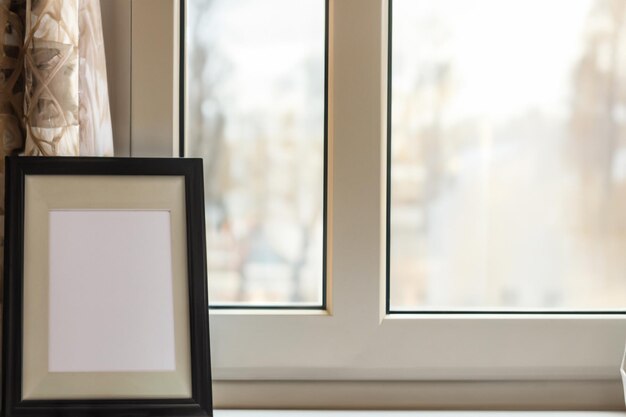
622, 342, 626, 408
213, 411, 626, 416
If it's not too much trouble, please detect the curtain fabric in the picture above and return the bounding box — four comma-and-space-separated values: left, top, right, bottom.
78, 0, 113, 156
24, 0, 81, 156
0, 0, 113, 296
23, 0, 113, 156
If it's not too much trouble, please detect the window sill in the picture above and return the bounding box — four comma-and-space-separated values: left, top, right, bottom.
212, 380, 624, 409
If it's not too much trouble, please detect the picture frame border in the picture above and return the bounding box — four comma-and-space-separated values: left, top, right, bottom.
2, 156, 212, 417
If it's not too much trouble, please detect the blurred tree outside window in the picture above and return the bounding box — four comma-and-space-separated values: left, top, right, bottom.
186, 0, 326, 306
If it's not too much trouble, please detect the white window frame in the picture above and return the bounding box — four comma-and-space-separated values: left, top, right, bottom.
103, 0, 626, 409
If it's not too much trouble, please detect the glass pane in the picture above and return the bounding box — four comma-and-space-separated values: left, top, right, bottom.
390, 0, 626, 311
186, 0, 326, 306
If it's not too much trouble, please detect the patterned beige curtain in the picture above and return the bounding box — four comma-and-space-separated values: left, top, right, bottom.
23, 0, 113, 156
0, 0, 113, 295
23, 0, 81, 155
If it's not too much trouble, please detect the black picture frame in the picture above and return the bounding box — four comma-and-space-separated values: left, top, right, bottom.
2, 156, 212, 417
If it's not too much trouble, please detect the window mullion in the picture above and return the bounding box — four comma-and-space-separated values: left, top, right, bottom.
330, 0, 387, 327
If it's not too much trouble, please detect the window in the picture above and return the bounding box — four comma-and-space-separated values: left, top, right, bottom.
185, 0, 327, 308
389, 0, 626, 312
104, 0, 626, 409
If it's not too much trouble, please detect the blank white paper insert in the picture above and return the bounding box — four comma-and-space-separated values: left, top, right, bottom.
48, 210, 176, 372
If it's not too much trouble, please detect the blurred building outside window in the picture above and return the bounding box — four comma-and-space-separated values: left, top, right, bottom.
390, 0, 626, 311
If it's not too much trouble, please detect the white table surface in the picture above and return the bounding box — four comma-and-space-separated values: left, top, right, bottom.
214, 411, 626, 416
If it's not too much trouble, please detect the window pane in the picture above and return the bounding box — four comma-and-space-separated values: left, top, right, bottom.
390, 0, 626, 310
186, 0, 326, 306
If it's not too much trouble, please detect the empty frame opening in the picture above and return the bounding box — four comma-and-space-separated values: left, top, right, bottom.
48, 210, 176, 372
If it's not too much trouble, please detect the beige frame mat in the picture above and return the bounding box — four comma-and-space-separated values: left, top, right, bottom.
22, 175, 191, 400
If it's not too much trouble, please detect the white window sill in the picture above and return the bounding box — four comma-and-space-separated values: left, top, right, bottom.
214, 412, 625, 417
